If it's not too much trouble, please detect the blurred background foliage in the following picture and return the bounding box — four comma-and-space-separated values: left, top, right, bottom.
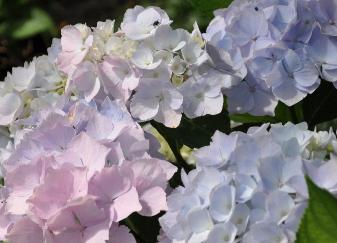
0, 0, 228, 80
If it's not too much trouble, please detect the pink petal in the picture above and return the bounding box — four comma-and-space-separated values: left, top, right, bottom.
60, 26, 83, 52
107, 224, 136, 243
112, 187, 142, 222
5, 159, 46, 215
6, 217, 43, 243
28, 167, 87, 220
47, 196, 107, 234
88, 166, 133, 203
138, 186, 167, 216
83, 219, 110, 243
66, 132, 110, 178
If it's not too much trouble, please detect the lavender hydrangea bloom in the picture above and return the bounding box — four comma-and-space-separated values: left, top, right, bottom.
225, 73, 278, 116
0, 98, 176, 242
205, 31, 247, 83
160, 123, 337, 243
267, 49, 320, 106
310, 0, 337, 36
204, 0, 337, 116
227, 9, 272, 58
282, 0, 316, 49
307, 27, 337, 84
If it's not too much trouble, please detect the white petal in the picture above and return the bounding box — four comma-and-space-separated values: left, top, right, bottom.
206, 222, 237, 243
130, 96, 159, 121
0, 92, 22, 125
132, 47, 162, 69
230, 204, 250, 235
187, 207, 213, 233
266, 191, 295, 224
305, 156, 337, 190
154, 102, 182, 128
209, 184, 235, 222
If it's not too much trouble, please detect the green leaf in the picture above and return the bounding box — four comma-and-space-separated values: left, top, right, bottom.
188, 0, 232, 16
191, 109, 231, 135
275, 102, 293, 123
230, 102, 304, 133
152, 108, 230, 150
10, 7, 56, 39
188, 0, 232, 23
0, 7, 56, 39
230, 113, 276, 124
123, 213, 162, 243
151, 109, 230, 183
229, 100, 305, 125
303, 81, 337, 129
0, 0, 4, 18
316, 118, 337, 131
296, 178, 337, 243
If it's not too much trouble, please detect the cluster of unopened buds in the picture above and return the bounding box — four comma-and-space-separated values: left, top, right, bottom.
0, 0, 336, 242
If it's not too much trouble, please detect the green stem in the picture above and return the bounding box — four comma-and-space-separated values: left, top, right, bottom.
181, 116, 212, 137
308, 88, 334, 129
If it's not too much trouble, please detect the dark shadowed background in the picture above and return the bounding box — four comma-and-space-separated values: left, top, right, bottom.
0, 0, 214, 80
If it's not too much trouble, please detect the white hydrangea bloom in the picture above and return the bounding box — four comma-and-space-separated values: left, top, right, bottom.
4, 61, 36, 92
0, 92, 22, 126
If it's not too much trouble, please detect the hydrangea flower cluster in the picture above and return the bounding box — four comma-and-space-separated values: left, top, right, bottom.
0, 6, 196, 175
159, 122, 337, 243
2, 0, 337, 131
0, 5, 222, 132
0, 98, 176, 242
1, 1, 337, 242
205, 0, 337, 115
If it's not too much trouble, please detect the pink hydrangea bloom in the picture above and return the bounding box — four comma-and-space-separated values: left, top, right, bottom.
0, 99, 176, 242
57, 25, 93, 76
